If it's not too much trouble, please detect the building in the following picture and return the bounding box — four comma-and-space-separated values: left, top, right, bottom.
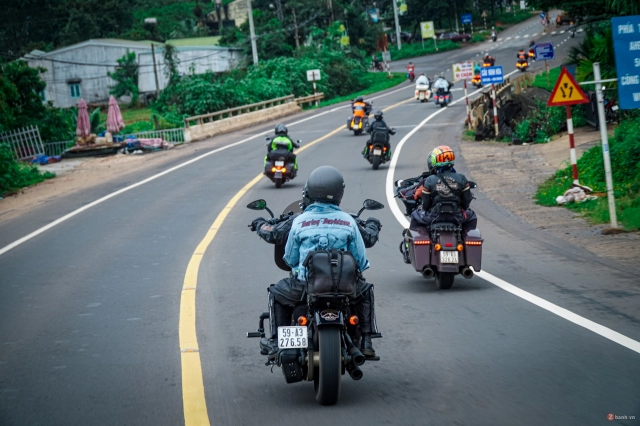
25, 38, 244, 108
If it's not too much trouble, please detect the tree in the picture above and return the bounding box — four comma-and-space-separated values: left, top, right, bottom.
107, 50, 139, 105
0, 60, 47, 133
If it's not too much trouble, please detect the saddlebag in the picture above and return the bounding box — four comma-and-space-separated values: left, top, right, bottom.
304, 249, 357, 296
279, 349, 304, 383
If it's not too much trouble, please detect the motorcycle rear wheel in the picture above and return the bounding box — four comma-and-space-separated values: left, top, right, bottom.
314, 327, 342, 405
274, 177, 283, 188
436, 272, 455, 289
372, 155, 381, 170
354, 129, 362, 136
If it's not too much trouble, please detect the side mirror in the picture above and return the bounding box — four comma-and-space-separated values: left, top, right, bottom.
602, 86, 607, 91
297, 140, 302, 144
468, 181, 478, 189
364, 199, 385, 210
265, 137, 271, 140
395, 179, 404, 188
247, 199, 267, 210
247, 199, 274, 218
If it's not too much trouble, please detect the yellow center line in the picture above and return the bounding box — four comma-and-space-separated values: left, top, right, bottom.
178, 96, 413, 426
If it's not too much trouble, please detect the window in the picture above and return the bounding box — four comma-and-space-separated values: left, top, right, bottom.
69, 84, 81, 98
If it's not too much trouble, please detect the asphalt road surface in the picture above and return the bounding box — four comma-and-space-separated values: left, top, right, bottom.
1, 16, 639, 426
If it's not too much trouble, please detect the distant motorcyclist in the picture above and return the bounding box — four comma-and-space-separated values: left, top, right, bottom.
483, 53, 495, 66
409, 146, 477, 235
250, 166, 382, 358
352, 96, 372, 117
517, 49, 527, 61
432, 73, 453, 95
491, 27, 497, 38
372, 54, 382, 71
266, 123, 299, 173
364, 110, 396, 160
415, 73, 430, 87
406, 61, 416, 74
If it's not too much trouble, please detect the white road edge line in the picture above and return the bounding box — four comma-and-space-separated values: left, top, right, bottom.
0, 84, 414, 257
384, 69, 640, 356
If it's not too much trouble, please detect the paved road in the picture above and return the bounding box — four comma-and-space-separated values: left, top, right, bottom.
1, 17, 639, 426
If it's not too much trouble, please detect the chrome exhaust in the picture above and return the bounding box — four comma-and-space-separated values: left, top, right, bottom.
461, 267, 474, 279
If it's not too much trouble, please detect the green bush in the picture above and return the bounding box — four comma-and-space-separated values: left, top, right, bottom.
470, 34, 487, 43
515, 100, 587, 143
0, 143, 55, 196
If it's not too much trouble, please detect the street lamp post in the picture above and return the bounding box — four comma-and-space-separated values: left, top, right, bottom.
246, 0, 258, 64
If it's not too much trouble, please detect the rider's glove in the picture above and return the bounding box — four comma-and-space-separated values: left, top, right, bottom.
365, 217, 382, 231
250, 217, 267, 232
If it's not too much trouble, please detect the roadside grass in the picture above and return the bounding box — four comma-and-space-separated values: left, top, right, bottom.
99, 107, 153, 126
531, 65, 561, 90
0, 143, 55, 196
535, 115, 640, 231
317, 72, 407, 108
387, 40, 460, 62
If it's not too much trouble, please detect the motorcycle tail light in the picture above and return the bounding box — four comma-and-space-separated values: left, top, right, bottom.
415, 240, 430, 245
465, 241, 482, 246
383, 147, 387, 151
271, 167, 277, 172
369, 145, 373, 149
457, 244, 464, 251
348, 315, 359, 326
445, 243, 453, 247
281, 168, 286, 173
434, 243, 441, 251
297, 316, 308, 326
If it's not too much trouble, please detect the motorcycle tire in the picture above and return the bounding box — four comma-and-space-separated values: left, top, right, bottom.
372, 155, 381, 170
275, 177, 283, 188
439, 103, 445, 108
435, 272, 455, 290
354, 129, 362, 136
314, 327, 342, 405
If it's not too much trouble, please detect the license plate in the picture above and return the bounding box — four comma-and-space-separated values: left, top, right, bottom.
440, 251, 458, 264
373, 148, 382, 155
612, 105, 619, 111
275, 160, 284, 167
278, 326, 308, 349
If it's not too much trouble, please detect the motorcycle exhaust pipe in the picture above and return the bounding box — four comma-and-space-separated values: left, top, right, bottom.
348, 346, 365, 367
346, 363, 363, 381
421, 266, 434, 279
461, 267, 474, 279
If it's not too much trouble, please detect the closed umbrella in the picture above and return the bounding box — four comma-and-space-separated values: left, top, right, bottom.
106, 95, 125, 133
76, 99, 91, 137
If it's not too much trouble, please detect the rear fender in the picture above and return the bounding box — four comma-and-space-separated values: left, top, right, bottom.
314, 310, 344, 327
432, 231, 460, 273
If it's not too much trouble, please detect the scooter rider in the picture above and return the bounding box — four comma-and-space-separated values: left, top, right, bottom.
266, 124, 299, 173
409, 146, 477, 235
250, 166, 382, 358
363, 110, 396, 159
491, 27, 497, 40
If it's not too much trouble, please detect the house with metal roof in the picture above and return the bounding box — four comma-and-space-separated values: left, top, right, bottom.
25, 38, 244, 108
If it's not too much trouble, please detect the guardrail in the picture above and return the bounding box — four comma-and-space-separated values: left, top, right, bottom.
130, 128, 185, 144
44, 140, 74, 156
184, 95, 295, 128
295, 93, 325, 107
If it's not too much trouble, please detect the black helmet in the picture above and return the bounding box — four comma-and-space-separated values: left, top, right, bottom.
374, 110, 383, 120
302, 166, 345, 206
275, 123, 288, 136
355, 96, 364, 103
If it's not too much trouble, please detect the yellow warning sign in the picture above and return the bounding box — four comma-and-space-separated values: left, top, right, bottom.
547, 67, 589, 106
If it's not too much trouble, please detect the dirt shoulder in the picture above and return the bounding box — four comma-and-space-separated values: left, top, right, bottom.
461, 126, 640, 269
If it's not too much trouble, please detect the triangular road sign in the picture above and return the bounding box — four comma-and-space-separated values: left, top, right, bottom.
547, 67, 589, 106
455, 65, 461, 72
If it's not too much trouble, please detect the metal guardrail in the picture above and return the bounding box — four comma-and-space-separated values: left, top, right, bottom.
184, 95, 295, 127
44, 140, 74, 156
1, 125, 45, 161
295, 93, 325, 106
129, 128, 185, 144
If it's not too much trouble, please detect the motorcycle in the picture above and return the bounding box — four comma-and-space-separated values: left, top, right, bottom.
347, 101, 372, 136
491, 33, 497, 42
528, 49, 536, 62
408, 70, 415, 82
365, 126, 396, 170
471, 73, 483, 88
434, 87, 453, 108
603, 86, 619, 124
394, 178, 483, 290
415, 81, 432, 102
264, 137, 300, 188
516, 59, 529, 72
246, 198, 384, 405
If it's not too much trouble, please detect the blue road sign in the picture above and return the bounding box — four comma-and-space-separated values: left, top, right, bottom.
611, 16, 640, 110
540, 12, 546, 19
534, 42, 555, 60
480, 66, 505, 85
461, 14, 473, 24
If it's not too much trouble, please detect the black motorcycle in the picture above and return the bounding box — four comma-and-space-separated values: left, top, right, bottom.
365, 126, 396, 170
264, 137, 300, 188
246, 198, 384, 405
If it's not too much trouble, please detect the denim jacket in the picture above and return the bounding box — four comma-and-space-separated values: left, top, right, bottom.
284, 203, 370, 280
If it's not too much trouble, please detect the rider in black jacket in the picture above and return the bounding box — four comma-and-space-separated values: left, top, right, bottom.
410, 145, 477, 234
363, 110, 396, 159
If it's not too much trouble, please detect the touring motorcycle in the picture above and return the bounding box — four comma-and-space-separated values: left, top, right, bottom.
264, 137, 300, 188
395, 177, 483, 289
246, 198, 384, 405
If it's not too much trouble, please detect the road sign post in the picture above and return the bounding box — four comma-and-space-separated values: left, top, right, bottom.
547, 67, 590, 186
481, 11, 487, 30
464, 79, 471, 130
593, 62, 618, 228
421, 21, 434, 51
307, 69, 321, 106
491, 84, 499, 137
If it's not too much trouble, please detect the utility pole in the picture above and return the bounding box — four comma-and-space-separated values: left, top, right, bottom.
246, 0, 258, 65
151, 43, 160, 98
392, 0, 402, 50
292, 8, 300, 48
327, 0, 334, 25
216, 0, 223, 33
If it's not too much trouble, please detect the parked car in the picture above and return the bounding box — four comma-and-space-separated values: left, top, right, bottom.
439, 31, 471, 43
387, 31, 414, 43
557, 13, 576, 25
